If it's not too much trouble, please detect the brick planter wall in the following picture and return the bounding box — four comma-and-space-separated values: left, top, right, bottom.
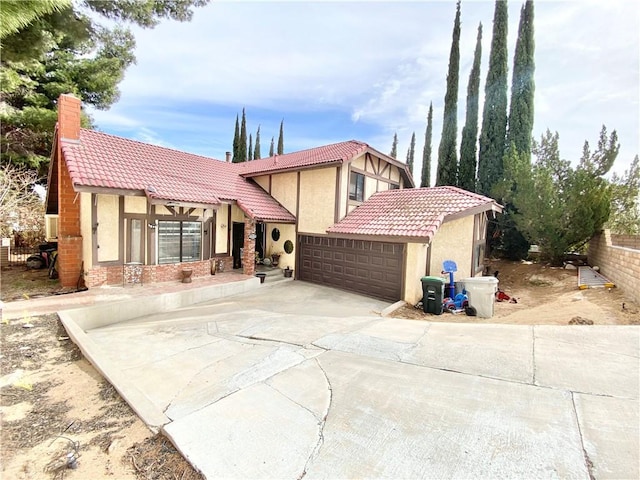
588, 230, 640, 303
84, 257, 233, 288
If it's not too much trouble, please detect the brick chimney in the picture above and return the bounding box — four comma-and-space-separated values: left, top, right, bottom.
56, 94, 83, 288
225, 151, 231, 162
58, 94, 81, 141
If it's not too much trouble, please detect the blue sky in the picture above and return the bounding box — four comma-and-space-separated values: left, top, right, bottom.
88, 0, 640, 182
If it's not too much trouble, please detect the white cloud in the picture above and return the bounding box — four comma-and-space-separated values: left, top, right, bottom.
90, 0, 638, 178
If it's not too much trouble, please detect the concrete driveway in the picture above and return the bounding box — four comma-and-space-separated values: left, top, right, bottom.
60, 279, 639, 479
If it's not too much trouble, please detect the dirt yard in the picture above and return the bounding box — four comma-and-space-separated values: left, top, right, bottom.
1, 267, 204, 479
392, 259, 639, 325
1, 259, 638, 479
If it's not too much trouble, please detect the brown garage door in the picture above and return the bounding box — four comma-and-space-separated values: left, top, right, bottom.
298, 235, 404, 302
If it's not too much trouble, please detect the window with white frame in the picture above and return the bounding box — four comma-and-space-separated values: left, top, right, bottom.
158, 220, 201, 264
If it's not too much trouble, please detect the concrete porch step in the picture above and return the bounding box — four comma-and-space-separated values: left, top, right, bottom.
255, 266, 294, 284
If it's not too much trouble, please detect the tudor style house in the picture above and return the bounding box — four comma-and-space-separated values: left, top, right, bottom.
47, 94, 502, 304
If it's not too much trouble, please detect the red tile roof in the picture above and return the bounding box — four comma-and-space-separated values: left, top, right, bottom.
234, 140, 368, 175
327, 186, 502, 241
60, 129, 295, 222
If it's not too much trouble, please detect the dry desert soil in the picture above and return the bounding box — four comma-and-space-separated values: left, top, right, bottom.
0, 259, 638, 479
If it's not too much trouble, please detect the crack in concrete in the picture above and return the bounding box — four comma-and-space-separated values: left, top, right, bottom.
571, 392, 596, 480
264, 382, 320, 422
236, 334, 307, 349
309, 342, 329, 351
162, 348, 246, 415
298, 358, 333, 480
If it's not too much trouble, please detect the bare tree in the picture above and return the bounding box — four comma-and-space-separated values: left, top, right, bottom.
0, 163, 45, 245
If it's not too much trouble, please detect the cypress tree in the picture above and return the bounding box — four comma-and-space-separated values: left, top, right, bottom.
406, 132, 416, 176
269, 137, 275, 157
421, 102, 433, 187
390, 133, 398, 159
254, 125, 261, 160
478, 0, 509, 197
501, 0, 535, 259
436, 0, 461, 186
248, 133, 253, 161
232, 114, 240, 162
237, 108, 247, 163
507, 0, 535, 158
458, 22, 483, 192
277, 119, 284, 154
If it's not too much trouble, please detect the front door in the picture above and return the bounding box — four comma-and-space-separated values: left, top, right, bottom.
255, 223, 265, 261
232, 222, 245, 269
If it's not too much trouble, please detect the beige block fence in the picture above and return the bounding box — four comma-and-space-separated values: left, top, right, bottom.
588, 230, 640, 303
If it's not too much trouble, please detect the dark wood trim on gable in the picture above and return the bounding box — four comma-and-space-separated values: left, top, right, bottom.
350, 166, 400, 186
379, 161, 390, 178
365, 153, 377, 175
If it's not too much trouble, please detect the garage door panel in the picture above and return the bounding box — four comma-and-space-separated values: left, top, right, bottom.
298, 235, 403, 302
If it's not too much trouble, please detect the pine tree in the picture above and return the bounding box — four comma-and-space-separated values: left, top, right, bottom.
277, 120, 284, 154
478, 0, 509, 196
421, 103, 433, 187
406, 132, 416, 176
232, 114, 240, 162
458, 22, 483, 192
248, 133, 253, 161
436, 0, 461, 186
254, 125, 261, 160
507, 0, 535, 159
269, 137, 275, 157
390, 133, 398, 158
237, 108, 247, 163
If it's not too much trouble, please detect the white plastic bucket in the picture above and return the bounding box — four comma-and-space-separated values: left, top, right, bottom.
462, 276, 499, 318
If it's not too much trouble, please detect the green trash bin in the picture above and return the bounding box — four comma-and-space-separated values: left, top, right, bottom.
421, 276, 445, 315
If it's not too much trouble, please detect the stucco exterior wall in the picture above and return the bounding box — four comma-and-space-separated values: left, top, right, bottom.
265, 223, 296, 270
96, 194, 119, 262
215, 204, 229, 253
339, 165, 349, 218
364, 175, 378, 200
124, 196, 147, 214
271, 172, 298, 215
405, 242, 429, 304
429, 215, 475, 279
231, 204, 245, 223
80, 193, 92, 266
252, 175, 269, 193
298, 167, 337, 234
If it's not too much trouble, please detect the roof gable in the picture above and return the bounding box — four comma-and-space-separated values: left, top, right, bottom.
235, 140, 415, 187
327, 186, 502, 241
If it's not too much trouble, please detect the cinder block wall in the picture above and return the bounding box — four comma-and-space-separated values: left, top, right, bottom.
588, 230, 640, 303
